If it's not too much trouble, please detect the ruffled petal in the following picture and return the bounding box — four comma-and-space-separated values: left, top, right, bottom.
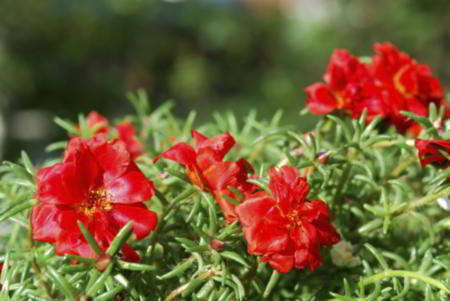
88, 135, 131, 181
87, 111, 109, 134
235, 192, 273, 228
245, 219, 289, 254
153, 142, 197, 167
194, 131, 235, 162
117, 122, 143, 160
106, 168, 155, 204
55, 230, 97, 258
37, 162, 88, 205
268, 166, 308, 210
294, 246, 322, 271
122, 244, 140, 262
203, 161, 240, 191
305, 83, 339, 115
262, 253, 294, 274
32, 204, 80, 242
415, 139, 450, 168
214, 190, 238, 224
108, 203, 158, 239
192, 130, 209, 146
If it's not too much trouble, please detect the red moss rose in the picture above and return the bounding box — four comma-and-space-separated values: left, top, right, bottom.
236, 166, 340, 273
32, 134, 157, 261
154, 130, 255, 223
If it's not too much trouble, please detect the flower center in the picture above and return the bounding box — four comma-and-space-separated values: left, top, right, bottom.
80, 188, 112, 216
393, 65, 414, 98
287, 209, 303, 229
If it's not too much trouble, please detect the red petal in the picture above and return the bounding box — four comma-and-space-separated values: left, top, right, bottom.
153, 142, 197, 167
236, 193, 275, 228
106, 169, 155, 204
195, 148, 221, 171
415, 139, 450, 168
37, 162, 88, 205
246, 219, 290, 254
117, 122, 143, 160
203, 162, 240, 191
88, 135, 131, 181
122, 244, 140, 262
294, 246, 322, 270
194, 131, 235, 162
32, 204, 80, 242
192, 130, 209, 146
108, 204, 158, 239
290, 222, 318, 250
305, 83, 339, 115
325, 49, 370, 91
214, 190, 238, 224
87, 111, 109, 134
55, 231, 97, 258
262, 253, 294, 274
268, 166, 308, 210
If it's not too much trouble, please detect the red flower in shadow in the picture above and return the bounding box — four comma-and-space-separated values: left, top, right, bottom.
32, 134, 157, 261
154, 130, 255, 223
117, 122, 144, 160
236, 166, 340, 273
415, 139, 450, 169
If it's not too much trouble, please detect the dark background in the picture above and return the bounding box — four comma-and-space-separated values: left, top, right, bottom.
0, 0, 449, 161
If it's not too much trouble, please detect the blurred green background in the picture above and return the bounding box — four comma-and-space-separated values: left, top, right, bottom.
0, 0, 449, 161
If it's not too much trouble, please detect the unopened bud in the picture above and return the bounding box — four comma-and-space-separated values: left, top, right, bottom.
210, 239, 225, 251
116, 294, 125, 301
317, 151, 329, 164
433, 117, 445, 134
95, 253, 112, 272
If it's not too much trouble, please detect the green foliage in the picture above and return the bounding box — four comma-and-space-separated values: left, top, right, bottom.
0, 97, 448, 300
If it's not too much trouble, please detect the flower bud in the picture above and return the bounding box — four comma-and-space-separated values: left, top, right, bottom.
210, 239, 225, 251
95, 253, 112, 272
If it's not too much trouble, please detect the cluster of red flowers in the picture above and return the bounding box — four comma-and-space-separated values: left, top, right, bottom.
34, 111, 340, 272
157, 134, 340, 272
305, 42, 447, 135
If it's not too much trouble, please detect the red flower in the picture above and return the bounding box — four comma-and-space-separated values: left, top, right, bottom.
236, 166, 340, 273
154, 130, 254, 223
305, 49, 375, 115
77, 111, 109, 135
415, 139, 450, 169
117, 122, 143, 160
32, 134, 157, 261
371, 42, 447, 134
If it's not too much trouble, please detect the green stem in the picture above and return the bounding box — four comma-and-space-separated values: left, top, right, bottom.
164, 267, 217, 301
389, 156, 418, 178
360, 270, 449, 294
401, 185, 450, 214
148, 188, 195, 262
28, 212, 54, 298
365, 185, 450, 233
334, 164, 352, 205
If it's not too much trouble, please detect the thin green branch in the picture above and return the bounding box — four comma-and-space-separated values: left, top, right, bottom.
360, 270, 449, 294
